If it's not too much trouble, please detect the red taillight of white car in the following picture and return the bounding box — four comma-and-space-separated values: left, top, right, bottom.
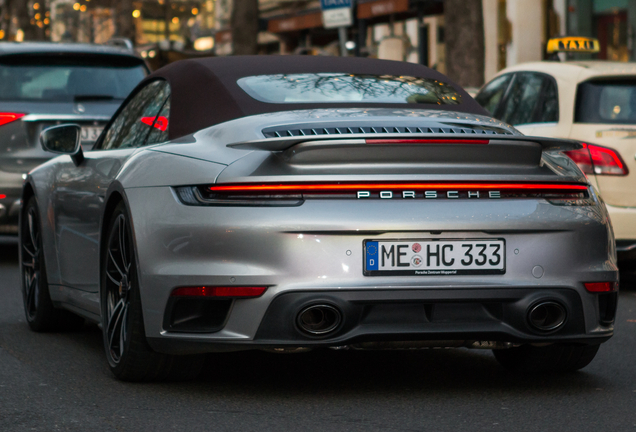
0, 113, 25, 128
565, 143, 628, 176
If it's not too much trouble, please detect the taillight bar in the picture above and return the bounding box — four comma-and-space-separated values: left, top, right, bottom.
170, 286, 268, 298
365, 139, 489, 145
208, 182, 589, 194
0, 113, 25, 128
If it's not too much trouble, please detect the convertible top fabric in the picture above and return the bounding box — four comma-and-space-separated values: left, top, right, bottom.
143, 56, 489, 140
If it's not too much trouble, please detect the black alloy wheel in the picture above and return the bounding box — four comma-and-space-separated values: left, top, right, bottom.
101, 202, 205, 382
22, 203, 42, 322
20, 197, 84, 332
104, 212, 133, 365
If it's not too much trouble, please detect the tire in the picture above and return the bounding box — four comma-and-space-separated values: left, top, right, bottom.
20, 196, 84, 332
100, 202, 204, 382
492, 343, 601, 373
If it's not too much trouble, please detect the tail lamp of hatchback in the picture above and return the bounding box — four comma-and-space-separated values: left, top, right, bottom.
565, 142, 628, 176
0, 113, 25, 128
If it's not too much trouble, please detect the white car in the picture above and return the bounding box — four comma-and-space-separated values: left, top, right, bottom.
476, 47, 636, 262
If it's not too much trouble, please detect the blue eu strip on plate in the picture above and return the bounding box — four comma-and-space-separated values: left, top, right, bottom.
365, 241, 379, 271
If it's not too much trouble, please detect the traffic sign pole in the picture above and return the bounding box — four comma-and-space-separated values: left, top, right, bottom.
321, 0, 354, 56
339, 27, 347, 56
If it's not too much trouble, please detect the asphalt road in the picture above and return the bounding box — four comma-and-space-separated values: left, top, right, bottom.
1, 242, 636, 432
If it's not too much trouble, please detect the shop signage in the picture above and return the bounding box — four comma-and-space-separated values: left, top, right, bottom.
321, 0, 353, 29
321, 0, 352, 9
215, 29, 232, 44
268, 12, 324, 33
357, 0, 409, 19
322, 8, 353, 28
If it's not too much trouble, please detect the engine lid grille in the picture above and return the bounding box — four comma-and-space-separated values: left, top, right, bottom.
262, 124, 514, 138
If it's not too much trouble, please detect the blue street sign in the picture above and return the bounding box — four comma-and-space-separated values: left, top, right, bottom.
320, 0, 352, 10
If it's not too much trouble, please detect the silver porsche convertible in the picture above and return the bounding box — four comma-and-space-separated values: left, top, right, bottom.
20, 56, 618, 381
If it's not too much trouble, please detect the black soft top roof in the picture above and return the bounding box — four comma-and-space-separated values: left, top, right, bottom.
143, 55, 489, 140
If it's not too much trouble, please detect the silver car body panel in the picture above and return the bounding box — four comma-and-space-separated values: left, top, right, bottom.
25, 108, 617, 352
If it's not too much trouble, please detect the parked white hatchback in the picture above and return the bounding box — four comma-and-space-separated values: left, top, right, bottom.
476, 37, 636, 257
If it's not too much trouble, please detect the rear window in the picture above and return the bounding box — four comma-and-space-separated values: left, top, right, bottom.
575, 79, 636, 124
237, 73, 463, 105
0, 55, 146, 102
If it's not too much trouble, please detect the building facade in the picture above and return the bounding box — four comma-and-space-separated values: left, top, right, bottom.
3, 0, 636, 86
484, 0, 636, 81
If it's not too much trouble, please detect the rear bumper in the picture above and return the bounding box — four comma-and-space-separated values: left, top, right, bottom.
125, 187, 618, 355
147, 287, 615, 355
0, 195, 21, 235
0, 167, 25, 234
616, 240, 636, 253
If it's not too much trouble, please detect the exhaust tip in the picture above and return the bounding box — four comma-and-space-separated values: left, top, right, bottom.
528, 301, 567, 331
297, 304, 342, 336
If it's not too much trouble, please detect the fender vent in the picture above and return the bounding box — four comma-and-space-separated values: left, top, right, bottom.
262, 125, 514, 139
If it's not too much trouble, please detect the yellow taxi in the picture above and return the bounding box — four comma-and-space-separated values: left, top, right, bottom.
476, 37, 636, 258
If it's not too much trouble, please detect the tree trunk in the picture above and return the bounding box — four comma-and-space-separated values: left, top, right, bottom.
231, 0, 259, 55
444, 0, 485, 88
111, 0, 135, 41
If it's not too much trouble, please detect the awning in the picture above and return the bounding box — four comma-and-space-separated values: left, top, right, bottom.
357, 0, 409, 19
267, 11, 323, 33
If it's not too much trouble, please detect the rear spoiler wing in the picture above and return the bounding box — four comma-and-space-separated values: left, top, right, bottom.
227, 135, 582, 152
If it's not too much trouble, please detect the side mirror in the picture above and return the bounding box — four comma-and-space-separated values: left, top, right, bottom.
40, 124, 84, 165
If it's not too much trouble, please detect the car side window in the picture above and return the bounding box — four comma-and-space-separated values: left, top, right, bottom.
499, 73, 545, 126
101, 80, 169, 150
145, 95, 170, 145
535, 77, 559, 123
475, 74, 512, 115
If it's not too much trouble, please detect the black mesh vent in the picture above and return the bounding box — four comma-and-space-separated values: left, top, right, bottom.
262, 125, 513, 139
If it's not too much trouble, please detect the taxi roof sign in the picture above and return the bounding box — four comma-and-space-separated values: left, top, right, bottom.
547, 37, 600, 54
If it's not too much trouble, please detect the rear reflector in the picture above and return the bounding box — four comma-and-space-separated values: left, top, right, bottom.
0, 113, 25, 128
365, 139, 489, 145
208, 182, 589, 193
565, 143, 628, 176
584, 282, 618, 293
170, 286, 268, 298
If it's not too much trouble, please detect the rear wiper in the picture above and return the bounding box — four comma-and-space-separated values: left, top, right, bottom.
73, 95, 118, 102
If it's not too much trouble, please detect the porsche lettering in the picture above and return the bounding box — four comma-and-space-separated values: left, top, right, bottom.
356, 190, 501, 199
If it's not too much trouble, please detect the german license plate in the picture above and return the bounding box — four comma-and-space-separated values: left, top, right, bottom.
364, 239, 505, 276
80, 126, 103, 142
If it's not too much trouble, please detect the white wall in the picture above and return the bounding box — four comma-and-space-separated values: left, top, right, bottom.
553, 0, 568, 36
506, 0, 544, 66
422, 16, 445, 72
483, 0, 499, 82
